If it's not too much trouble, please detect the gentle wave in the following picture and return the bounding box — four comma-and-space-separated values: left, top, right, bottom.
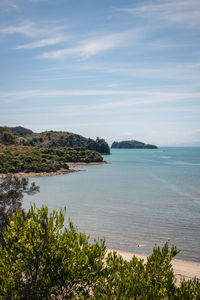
168, 160, 200, 166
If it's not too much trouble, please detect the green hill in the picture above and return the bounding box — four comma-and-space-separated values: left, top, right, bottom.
0, 127, 108, 174
5, 126, 33, 136
111, 140, 158, 149
22, 131, 110, 154
0, 126, 110, 155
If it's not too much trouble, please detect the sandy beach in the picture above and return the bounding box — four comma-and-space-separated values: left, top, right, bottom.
107, 249, 200, 284
67, 161, 108, 168
0, 168, 80, 178
0, 161, 108, 178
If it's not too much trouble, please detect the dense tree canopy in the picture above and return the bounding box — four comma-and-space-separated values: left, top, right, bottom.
19, 129, 110, 154
0, 147, 103, 174
0, 203, 199, 299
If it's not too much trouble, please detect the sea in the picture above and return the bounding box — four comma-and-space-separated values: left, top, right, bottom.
23, 147, 200, 262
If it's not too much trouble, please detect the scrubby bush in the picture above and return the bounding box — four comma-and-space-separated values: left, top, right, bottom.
0, 147, 103, 174
0, 175, 39, 244
0, 205, 199, 299
0, 205, 106, 299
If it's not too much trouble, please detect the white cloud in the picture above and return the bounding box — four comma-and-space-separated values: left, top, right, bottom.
0, 0, 18, 11
0, 21, 65, 38
118, 0, 200, 28
77, 62, 200, 87
0, 0, 53, 11
1, 89, 200, 104
38, 30, 140, 59
16, 35, 67, 50
3, 98, 200, 120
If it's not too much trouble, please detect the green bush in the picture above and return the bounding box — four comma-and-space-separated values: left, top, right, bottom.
0, 206, 106, 299
0, 147, 103, 174
0, 175, 39, 245
0, 205, 199, 299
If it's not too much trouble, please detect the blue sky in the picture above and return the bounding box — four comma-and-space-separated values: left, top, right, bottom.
0, 0, 200, 146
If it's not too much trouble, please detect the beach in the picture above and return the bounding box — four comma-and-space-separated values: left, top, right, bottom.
107, 249, 200, 284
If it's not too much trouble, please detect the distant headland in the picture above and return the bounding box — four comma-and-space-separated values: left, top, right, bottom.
111, 140, 158, 149
0, 126, 110, 176
0, 126, 110, 155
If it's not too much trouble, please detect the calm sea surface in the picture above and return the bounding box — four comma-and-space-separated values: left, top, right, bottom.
23, 148, 200, 262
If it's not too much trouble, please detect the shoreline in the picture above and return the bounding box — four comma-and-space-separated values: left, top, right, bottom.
67, 161, 108, 168
0, 161, 108, 178
0, 168, 80, 178
107, 249, 200, 284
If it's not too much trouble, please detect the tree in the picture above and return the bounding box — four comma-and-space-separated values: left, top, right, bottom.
0, 175, 39, 243
0, 205, 106, 299
0, 205, 199, 299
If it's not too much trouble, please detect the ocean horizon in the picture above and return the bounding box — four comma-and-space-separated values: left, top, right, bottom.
23, 147, 200, 262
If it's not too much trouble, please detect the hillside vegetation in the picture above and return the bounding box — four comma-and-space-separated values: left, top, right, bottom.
0, 127, 107, 174
0, 147, 103, 174
0, 126, 110, 155
111, 140, 158, 149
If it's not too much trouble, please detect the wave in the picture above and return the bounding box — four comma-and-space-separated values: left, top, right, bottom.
150, 174, 197, 198
169, 161, 200, 166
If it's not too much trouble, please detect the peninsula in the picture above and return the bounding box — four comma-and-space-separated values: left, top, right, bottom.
0, 126, 109, 176
0, 126, 110, 155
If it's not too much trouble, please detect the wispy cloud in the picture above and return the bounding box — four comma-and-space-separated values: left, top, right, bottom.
0, 21, 65, 38
0, 0, 53, 11
38, 30, 140, 59
71, 62, 200, 91
118, 0, 200, 28
94, 62, 200, 81
15, 35, 67, 50
1, 89, 200, 103
0, 0, 18, 11
3, 100, 200, 122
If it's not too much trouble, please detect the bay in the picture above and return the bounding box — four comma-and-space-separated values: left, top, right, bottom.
23, 147, 200, 262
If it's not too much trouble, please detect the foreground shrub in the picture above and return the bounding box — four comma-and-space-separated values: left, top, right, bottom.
0, 205, 106, 299
0, 206, 199, 299
0, 175, 39, 244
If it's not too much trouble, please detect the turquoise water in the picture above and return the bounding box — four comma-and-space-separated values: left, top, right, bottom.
23, 148, 200, 262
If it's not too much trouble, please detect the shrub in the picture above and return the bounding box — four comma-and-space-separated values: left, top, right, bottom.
0, 147, 103, 174
0, 175, 39, 245
0, 205, 199, 299
0, 206, 106, 299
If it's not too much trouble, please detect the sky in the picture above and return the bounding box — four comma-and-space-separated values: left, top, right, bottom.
0, 0, 200, 146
